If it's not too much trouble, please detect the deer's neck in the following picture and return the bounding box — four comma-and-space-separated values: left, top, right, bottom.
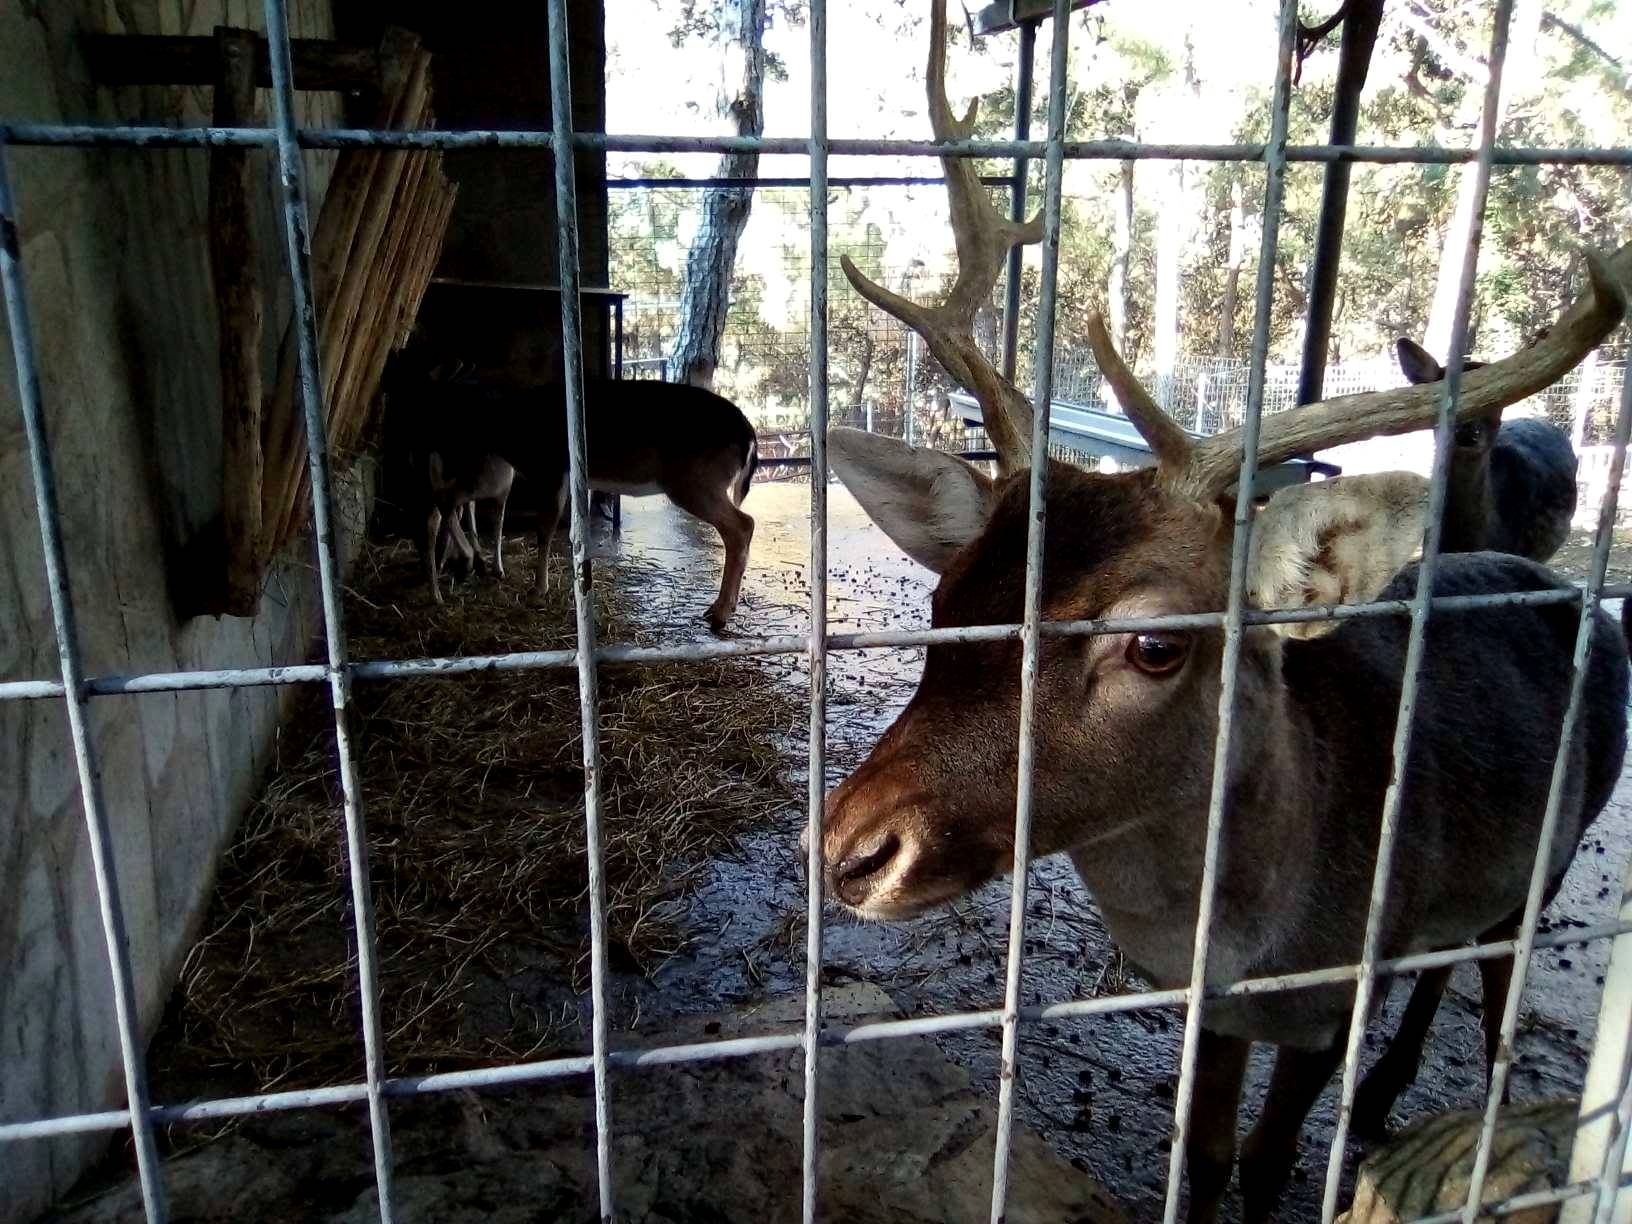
1442, 454, 1497, 553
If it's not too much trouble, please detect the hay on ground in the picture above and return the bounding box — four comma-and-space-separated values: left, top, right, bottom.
149, 535, 802, 1099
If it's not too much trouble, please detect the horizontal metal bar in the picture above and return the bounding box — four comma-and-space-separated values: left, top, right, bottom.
608, 175, 1013, 190
5, 916, 1626, 1145
758, 449, 999, 468
0, 678, 69, 699
4, 122, 1631, 167
4, 585, 1626, 704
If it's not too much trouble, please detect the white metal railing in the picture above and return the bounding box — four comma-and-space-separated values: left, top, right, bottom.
1, 3, 1631, 1224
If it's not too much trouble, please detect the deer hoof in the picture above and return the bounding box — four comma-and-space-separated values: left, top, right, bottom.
703, 604, 731, 634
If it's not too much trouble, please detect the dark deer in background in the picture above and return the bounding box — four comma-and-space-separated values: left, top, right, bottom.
420, 444, 515, 605
1244, 335, 1589, 1132
1396, 336, 1579, 561
408, 378, 759, 631
818, 7, 1632, 1220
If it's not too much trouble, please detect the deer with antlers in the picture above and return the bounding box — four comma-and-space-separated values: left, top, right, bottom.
814, 5, 1632, 1221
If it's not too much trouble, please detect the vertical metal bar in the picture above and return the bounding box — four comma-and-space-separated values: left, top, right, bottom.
1474, 312, 1632, 1223
258, 4, 395, 1219
1570, 615, 1632, 1224
1319, 4, 1514, 1219
989, 3, 1070, 1220
801, 2, 830, 1219
1295, 0, 1383, 405
613, 299, 624, 532
1000, 18, 1037, 383
1589, 1013, 1632, 1224
544, 4, 615, 1220
1159, 4, 1298, 1221
1599, 1057, 1632, 1220
0, 142, 169, 1224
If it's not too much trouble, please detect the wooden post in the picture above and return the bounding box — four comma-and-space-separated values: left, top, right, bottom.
258, 29, 425, 555
81, 33, 379, 91
210, 27, 264, 616
264, 41, 436, 549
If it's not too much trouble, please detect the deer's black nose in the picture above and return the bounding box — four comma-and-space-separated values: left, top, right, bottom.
827, 833, 901, 907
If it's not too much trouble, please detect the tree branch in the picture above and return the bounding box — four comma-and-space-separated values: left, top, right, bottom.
1295, 1, 1351, 85
1398, 1, 1489, 85
1541, 10, 1628, 91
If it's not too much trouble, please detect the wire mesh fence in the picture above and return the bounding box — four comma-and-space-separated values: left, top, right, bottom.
611, 181, 1631, 513
3, 2, 1632, 1224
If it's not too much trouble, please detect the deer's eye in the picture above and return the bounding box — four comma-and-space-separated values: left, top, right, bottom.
1126, 631, 1190, 677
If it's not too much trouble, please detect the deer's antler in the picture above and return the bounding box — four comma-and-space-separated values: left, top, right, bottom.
840, 0, 1042, 476
1085, 242, 1631, 501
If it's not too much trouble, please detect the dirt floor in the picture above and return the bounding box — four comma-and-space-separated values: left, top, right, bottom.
58, 481, 1632, 1223
595, 483, 1632, 1222
1541, 525, 1632, 589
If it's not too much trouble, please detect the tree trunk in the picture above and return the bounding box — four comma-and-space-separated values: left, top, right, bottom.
1216, 178, 1246, 358
1152, 159, 1185, 407
1571, 347, 1598, 451
1422, 0, 1544, 357
665, 0, 767, 388
1152, 34, 1203, 409
851, 338, 875, 416
1108, 159, 1134, 352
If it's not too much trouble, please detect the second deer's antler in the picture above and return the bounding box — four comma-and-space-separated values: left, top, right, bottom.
1085, 243, 1632, 501
840, 0, 1042, 476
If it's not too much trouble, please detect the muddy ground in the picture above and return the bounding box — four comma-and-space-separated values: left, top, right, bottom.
57, 480, 1632, 1223
593, 480, 1632, 1222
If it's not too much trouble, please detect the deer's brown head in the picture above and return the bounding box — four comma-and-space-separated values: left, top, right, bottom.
815, 0, 1629, 921
821, 451, 1250, 918
820, 247, 1624, 920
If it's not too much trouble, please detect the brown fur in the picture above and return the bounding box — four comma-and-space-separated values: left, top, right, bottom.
407, 379, 759, 630
820, 460, 1628, 1223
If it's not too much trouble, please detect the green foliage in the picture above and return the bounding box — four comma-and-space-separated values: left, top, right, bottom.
615, 0, 1630, 425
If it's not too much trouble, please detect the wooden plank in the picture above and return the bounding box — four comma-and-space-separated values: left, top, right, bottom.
210, 27, 264, 617
263, 33, 430, 550
258, 29, 423, 556
81, 33, 378, 91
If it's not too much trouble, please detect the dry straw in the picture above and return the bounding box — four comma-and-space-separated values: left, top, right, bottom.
150, 535, 803, 1099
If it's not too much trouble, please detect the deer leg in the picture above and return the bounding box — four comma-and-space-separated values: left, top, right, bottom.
492, 484, 510, 579
1239, 1032, 1347, 1224
441, 501, 476, 581
1186, 1028, 1251, 1224
425, 505, 446, 605
463, 501, 489, 577
1352, 965, 1454, 1139
665, 479, 754, 632
1477, 955, 1515, 1104
533, 477, 568, 603
1477, 913, 1523, 1104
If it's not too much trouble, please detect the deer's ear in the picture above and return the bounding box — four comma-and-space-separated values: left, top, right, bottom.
828, 428, 995, 574
1395, 338, 1445, 385
1246, 474, 1429, 640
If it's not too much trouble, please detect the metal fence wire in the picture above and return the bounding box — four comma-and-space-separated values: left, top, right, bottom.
3, 1, 1632, 1223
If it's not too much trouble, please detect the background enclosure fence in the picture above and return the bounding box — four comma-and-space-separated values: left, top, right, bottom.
4, 1, 1632, 1223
